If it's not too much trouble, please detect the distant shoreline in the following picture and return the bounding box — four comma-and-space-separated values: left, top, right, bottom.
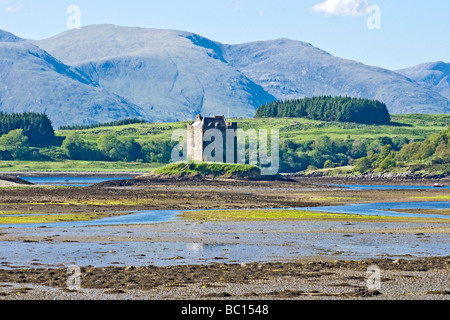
0, 170, 448, 185
287, 174, 449, 186
0, 171, 142, 178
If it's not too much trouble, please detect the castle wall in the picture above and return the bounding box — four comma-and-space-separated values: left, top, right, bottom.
187, 115, 237, 163
187, 124, 204, 162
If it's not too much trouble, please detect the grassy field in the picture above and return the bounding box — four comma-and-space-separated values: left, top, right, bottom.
235, 114, 450, 144
0, 114, 448, 172
57, 114, 450, 145
0, 160, 161, 173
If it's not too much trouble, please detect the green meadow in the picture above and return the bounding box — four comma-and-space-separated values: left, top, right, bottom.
0, 160, 160, 173
57, 114, 450, 145
0, 114, 448, 172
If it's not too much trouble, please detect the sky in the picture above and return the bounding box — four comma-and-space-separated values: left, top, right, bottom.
0, 0, 449, 70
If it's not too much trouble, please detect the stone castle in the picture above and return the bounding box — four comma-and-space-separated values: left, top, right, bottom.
186, 114, 237, 163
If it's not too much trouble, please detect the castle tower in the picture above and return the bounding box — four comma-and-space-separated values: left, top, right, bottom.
186, 114, 237, 163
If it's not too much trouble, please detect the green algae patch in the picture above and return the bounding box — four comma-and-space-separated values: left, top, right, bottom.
411, 196, 450, 200
0, 212, 118, 225
181, 209, 411, 222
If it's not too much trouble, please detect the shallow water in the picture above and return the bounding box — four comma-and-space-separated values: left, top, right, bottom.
0, 220, 448, 268
305, 201, 450, 219
19, 176, 131, 187
0, 210, 183, 229
1, 201, 449, 268
1, 201, 448, 229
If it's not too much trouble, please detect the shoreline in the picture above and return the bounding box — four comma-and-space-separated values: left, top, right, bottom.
288, 175, 450, 186
0, 170, 448, 184
0, 256, 449, 300
0, 171, 142, 178
0, 176, 448, 300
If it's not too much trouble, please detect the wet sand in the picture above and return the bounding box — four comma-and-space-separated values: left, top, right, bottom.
0, 178, 449, 214
0, 176, 449, 300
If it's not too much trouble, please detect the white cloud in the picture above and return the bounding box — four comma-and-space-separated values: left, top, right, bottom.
312, 0, 370, 16
4, 5, 23, 13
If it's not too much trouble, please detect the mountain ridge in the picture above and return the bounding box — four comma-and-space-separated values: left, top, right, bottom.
224, 38, 449, 114
397, 61, 450, 102
33, 25, 276, 122
0, 33, 145, 128
0, 24, 448, 128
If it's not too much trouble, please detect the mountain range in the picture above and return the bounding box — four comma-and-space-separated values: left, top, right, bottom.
397, 61, 450, 103
0, 24, 448, 128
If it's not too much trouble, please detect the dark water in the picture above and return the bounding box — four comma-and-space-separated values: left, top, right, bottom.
20, 176, 131, 187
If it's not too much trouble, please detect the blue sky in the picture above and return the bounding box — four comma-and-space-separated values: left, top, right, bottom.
0, 0, 449, 70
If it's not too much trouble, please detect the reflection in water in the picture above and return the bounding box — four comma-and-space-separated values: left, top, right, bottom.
187, 243, 204, 254
186, 243, 205, 263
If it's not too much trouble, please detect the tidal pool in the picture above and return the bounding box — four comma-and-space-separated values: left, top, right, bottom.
0, 220, 449, 269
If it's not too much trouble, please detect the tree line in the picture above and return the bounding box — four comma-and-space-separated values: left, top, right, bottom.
279, 135, 410, 173
59, 118, 147, 130
61, 133, 175, 163
0, 112, 173, 163
255, 96, 391, 124
353, 125, 450, 174
0, 112, 55, 146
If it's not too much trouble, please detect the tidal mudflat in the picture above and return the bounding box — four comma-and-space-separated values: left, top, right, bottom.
0, 176, 449, 300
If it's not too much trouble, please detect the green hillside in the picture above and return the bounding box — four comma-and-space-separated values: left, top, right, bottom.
0, 114, 448, 174
372, 124, 450, 175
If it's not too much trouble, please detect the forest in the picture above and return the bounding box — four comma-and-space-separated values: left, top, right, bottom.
0, 112, 55, 146
255, 96, 391, 125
